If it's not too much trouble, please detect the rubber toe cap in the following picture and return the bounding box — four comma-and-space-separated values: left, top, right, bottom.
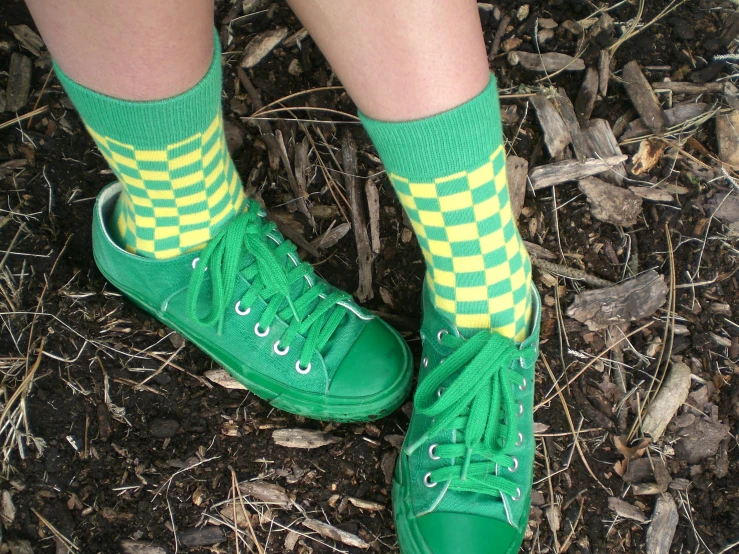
328, 318, 409, 398
416, 512, 520, 554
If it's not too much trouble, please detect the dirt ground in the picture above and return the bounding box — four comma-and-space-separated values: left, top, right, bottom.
1, 0, 738, 552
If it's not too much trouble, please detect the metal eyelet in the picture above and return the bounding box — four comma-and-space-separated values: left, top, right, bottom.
511, 487, 522, 501
436, 329, 448, 344
295, 360, 312, 374
516, 401, 524, 416
428, 443, 440, 460
235, 301, 251, 316
422, 357, 429, 368
273, 341, 289, 356
518, 378, 527, 391
423, 472, 437, 488
508, 457, 519, 473
254, 323, 270, 337
516, 432, 524, 447
439, 358, 446, 365
436, 387, 445, 398
191, 257, 200, 269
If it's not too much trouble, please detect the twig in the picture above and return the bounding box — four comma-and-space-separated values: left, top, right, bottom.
27, 68, 53, 129
229, 466, 266, 554
489, 15, 511, 59
531, 257, 613, 287
0, 105, 49, 131
31, 507, 79, 551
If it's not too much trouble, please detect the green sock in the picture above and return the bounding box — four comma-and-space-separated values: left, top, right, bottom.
361, 75, 532, 341
54, 30, 247, 259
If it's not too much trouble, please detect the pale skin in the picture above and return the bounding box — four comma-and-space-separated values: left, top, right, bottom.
24, 0, 490, 121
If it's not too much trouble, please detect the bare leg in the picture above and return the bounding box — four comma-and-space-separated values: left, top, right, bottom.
286, 0, 490, 121
24, 0, 213, 100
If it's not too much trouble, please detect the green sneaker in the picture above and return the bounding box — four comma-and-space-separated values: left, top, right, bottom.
92, 183, 413, 422
393, 284, 541, 554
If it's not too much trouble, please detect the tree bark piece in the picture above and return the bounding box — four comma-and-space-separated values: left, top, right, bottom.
5, 53, 32, 112
241, 28, 288, 68
489, 15, 512, 58
575, 68, 599, 124
9, 25, 44, 57
529, 155, 627, 190
578, 177, 642, 227
120, 540, 168, 554
530, 93, 572, 158
622, 61, 669, 135
342, 131, 375, 302
641, 362, 691, 441
508, 51, 586, 72
302, 519, 370, 549
716, 110, 739, 167
365, 180, 381, 254
566, 270, 668, 331
645, 494, 678, 554
273, 428, 341, 449
310, 222, 351, 251
506, 156, 528, 219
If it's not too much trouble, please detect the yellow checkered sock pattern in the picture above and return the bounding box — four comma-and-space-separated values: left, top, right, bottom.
53, 29, 247, 259
90, 113, 246, 258
361, 75, 532, 340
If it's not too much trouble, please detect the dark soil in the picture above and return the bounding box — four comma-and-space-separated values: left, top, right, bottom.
0, 0, 738, 553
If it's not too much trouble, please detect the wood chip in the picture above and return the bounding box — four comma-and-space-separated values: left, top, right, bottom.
620, 103, 707, 141
598, 50, 611, 97
566, 270, 668, 331
578, 177, 642, 227
530, 93, 572, 157
242, 0, 269, 15
646, 494, 678, 554
347, 497, 385, 511
707, 192, 739, 224
641, 362, 691, 441
302, 518, 369, 549
342, 131, 375, 301
575, 68, 599, 124
239, 480, 290, 508
571, 119, 626, 185
523, 241, 558, 261
628, 186, 675, 203
608, 497, 648, 523
119, 540, 168, 554
241, 28, 289, 68
380, 451, 397, 485
651, 81, 722, 95
178, 527, 226, 547
507, 156, 528, 219
6, 53, 32, 112
311, 222, 351, 251
283, 28, 309, 49
9, 25, 44, 57
508, 51, 585, 72
284, 530, 300, 551
365, 180, 381, 254
273, 428, 341, 449
716, 110, 739, 167
0, 490, 15, 525
529, 155, 627, 190
622, 61, 669, 135
674, 417, 730, 464
204, 368, 247, 390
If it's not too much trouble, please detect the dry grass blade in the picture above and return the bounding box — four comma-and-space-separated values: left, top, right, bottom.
31, 507, 79, 551
229, 466, 265, 554
247, 106, 359, 121
609, 0, 686, 56
0, 105, 49, 131
251, 85, 345, 117
536, 320, 654, 411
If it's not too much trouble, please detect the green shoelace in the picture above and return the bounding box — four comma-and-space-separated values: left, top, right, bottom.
186, 199, 351, 368
405, 331, 537, 498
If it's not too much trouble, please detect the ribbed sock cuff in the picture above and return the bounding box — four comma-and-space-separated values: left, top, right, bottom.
53, 29, 222, 149
359, 74, 503, 181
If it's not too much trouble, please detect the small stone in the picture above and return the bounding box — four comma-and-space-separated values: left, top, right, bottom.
287, 59, 302, 76
517, 4, 530, 20
539, 18, 558, 29
120, 540, 169, 554
223, 119, 245, 154
538, 29, 555, 43
149, 419, 180, 439
561, 20, 583, 35
502, 37, 523, 52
